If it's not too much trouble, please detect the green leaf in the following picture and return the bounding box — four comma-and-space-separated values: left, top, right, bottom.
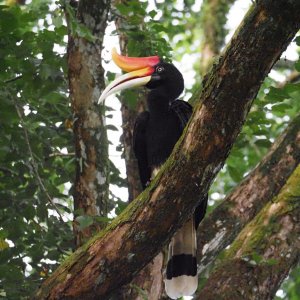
106, 71, 116, 82
254, 139, 272, 148
0, 239, 9, 251
265, 86, 290, 102
295, 36, 300, 46
106, 124, 119, 131
227, 165, 242, 182
121, 89, 139, 109
295, 60, 300, 72
115, 3, 131, 15
271, 102, 292, 114
76, 215, 94, 230
52, 15, 63, 28
115, 200, 128, 215
76, 23, 95, 42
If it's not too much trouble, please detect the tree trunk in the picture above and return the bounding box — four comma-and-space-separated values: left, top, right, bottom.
196, 165, 300, 300
34, 1, 300, 298
199, 0, 236, 74
197, 113, 300, 274
67, 0, 110, 247
114, 1, 145, 201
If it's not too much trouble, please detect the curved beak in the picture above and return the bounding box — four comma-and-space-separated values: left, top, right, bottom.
98, 48, 160, 103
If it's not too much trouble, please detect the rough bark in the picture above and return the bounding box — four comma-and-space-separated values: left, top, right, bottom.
67, 0, 110, 247
199, 0, 236, 74
34, 1, 300, 299
197, 113, 300, 274
196, 165, 300, 300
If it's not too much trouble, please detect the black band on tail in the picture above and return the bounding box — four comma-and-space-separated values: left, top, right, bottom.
166, 254, 197, 279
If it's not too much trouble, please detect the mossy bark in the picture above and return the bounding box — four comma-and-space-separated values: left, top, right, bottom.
67, 0, 110, 246
196, 165, 300, 300
197, 114, 300, 274
34, 1, 300, 299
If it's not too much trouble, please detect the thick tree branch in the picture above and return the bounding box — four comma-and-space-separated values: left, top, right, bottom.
196, 165, 300, 299
34, 1, 300, 299
197, 113, 300, 273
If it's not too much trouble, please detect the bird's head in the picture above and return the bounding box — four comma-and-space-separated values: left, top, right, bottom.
98, 48, 184, 103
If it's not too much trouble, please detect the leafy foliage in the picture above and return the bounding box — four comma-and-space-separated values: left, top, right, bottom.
279, 265, 300, 300
0, 2, 73, 298
113, 0, 173, 60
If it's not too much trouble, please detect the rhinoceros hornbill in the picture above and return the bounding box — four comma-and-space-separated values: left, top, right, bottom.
99, 48, 207, 299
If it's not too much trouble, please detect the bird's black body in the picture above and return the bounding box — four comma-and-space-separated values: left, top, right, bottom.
133, 100, 189, 187
133, 62, 191, 187
99, 50, 206, 298
132, 62, 207, 299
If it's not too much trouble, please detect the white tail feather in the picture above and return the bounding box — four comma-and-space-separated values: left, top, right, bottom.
164, 218, 198, 299
165, 275, 198, 299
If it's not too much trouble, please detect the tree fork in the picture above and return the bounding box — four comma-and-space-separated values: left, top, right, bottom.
196, 165, 300, 300
34, 1, 300, 299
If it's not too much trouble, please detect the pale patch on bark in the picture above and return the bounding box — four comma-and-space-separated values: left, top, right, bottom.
96, 171, 106, 185
201, 228, 227, 256
277, 215, 294, 241
265, 202, 283, 224
84, 110, 102, 128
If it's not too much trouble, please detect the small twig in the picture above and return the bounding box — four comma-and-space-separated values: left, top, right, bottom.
13, 100, 65, 223
49, 152, 75, 157
0, 166, 18, 175
4, 75, 23, 84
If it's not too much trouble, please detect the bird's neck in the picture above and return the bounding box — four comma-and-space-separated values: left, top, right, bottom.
147, 89, 172, 116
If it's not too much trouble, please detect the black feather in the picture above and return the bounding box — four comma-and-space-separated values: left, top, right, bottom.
170, 100, 193, 130
133, 111, 151, 189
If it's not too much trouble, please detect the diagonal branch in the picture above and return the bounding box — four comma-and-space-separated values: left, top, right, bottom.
197, 113, 300, 274
34, 1, 300, 299
196, 164, 300, 299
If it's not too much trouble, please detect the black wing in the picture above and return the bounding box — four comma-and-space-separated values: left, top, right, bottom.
133, 111, 151, 189
170, 99, 193, 129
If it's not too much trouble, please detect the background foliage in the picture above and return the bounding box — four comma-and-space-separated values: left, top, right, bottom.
0, 2, 73, 298
0, 0, 299, 299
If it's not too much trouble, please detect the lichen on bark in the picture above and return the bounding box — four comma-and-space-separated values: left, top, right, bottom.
197, 113, 300, 273
196, 165, 300, 300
